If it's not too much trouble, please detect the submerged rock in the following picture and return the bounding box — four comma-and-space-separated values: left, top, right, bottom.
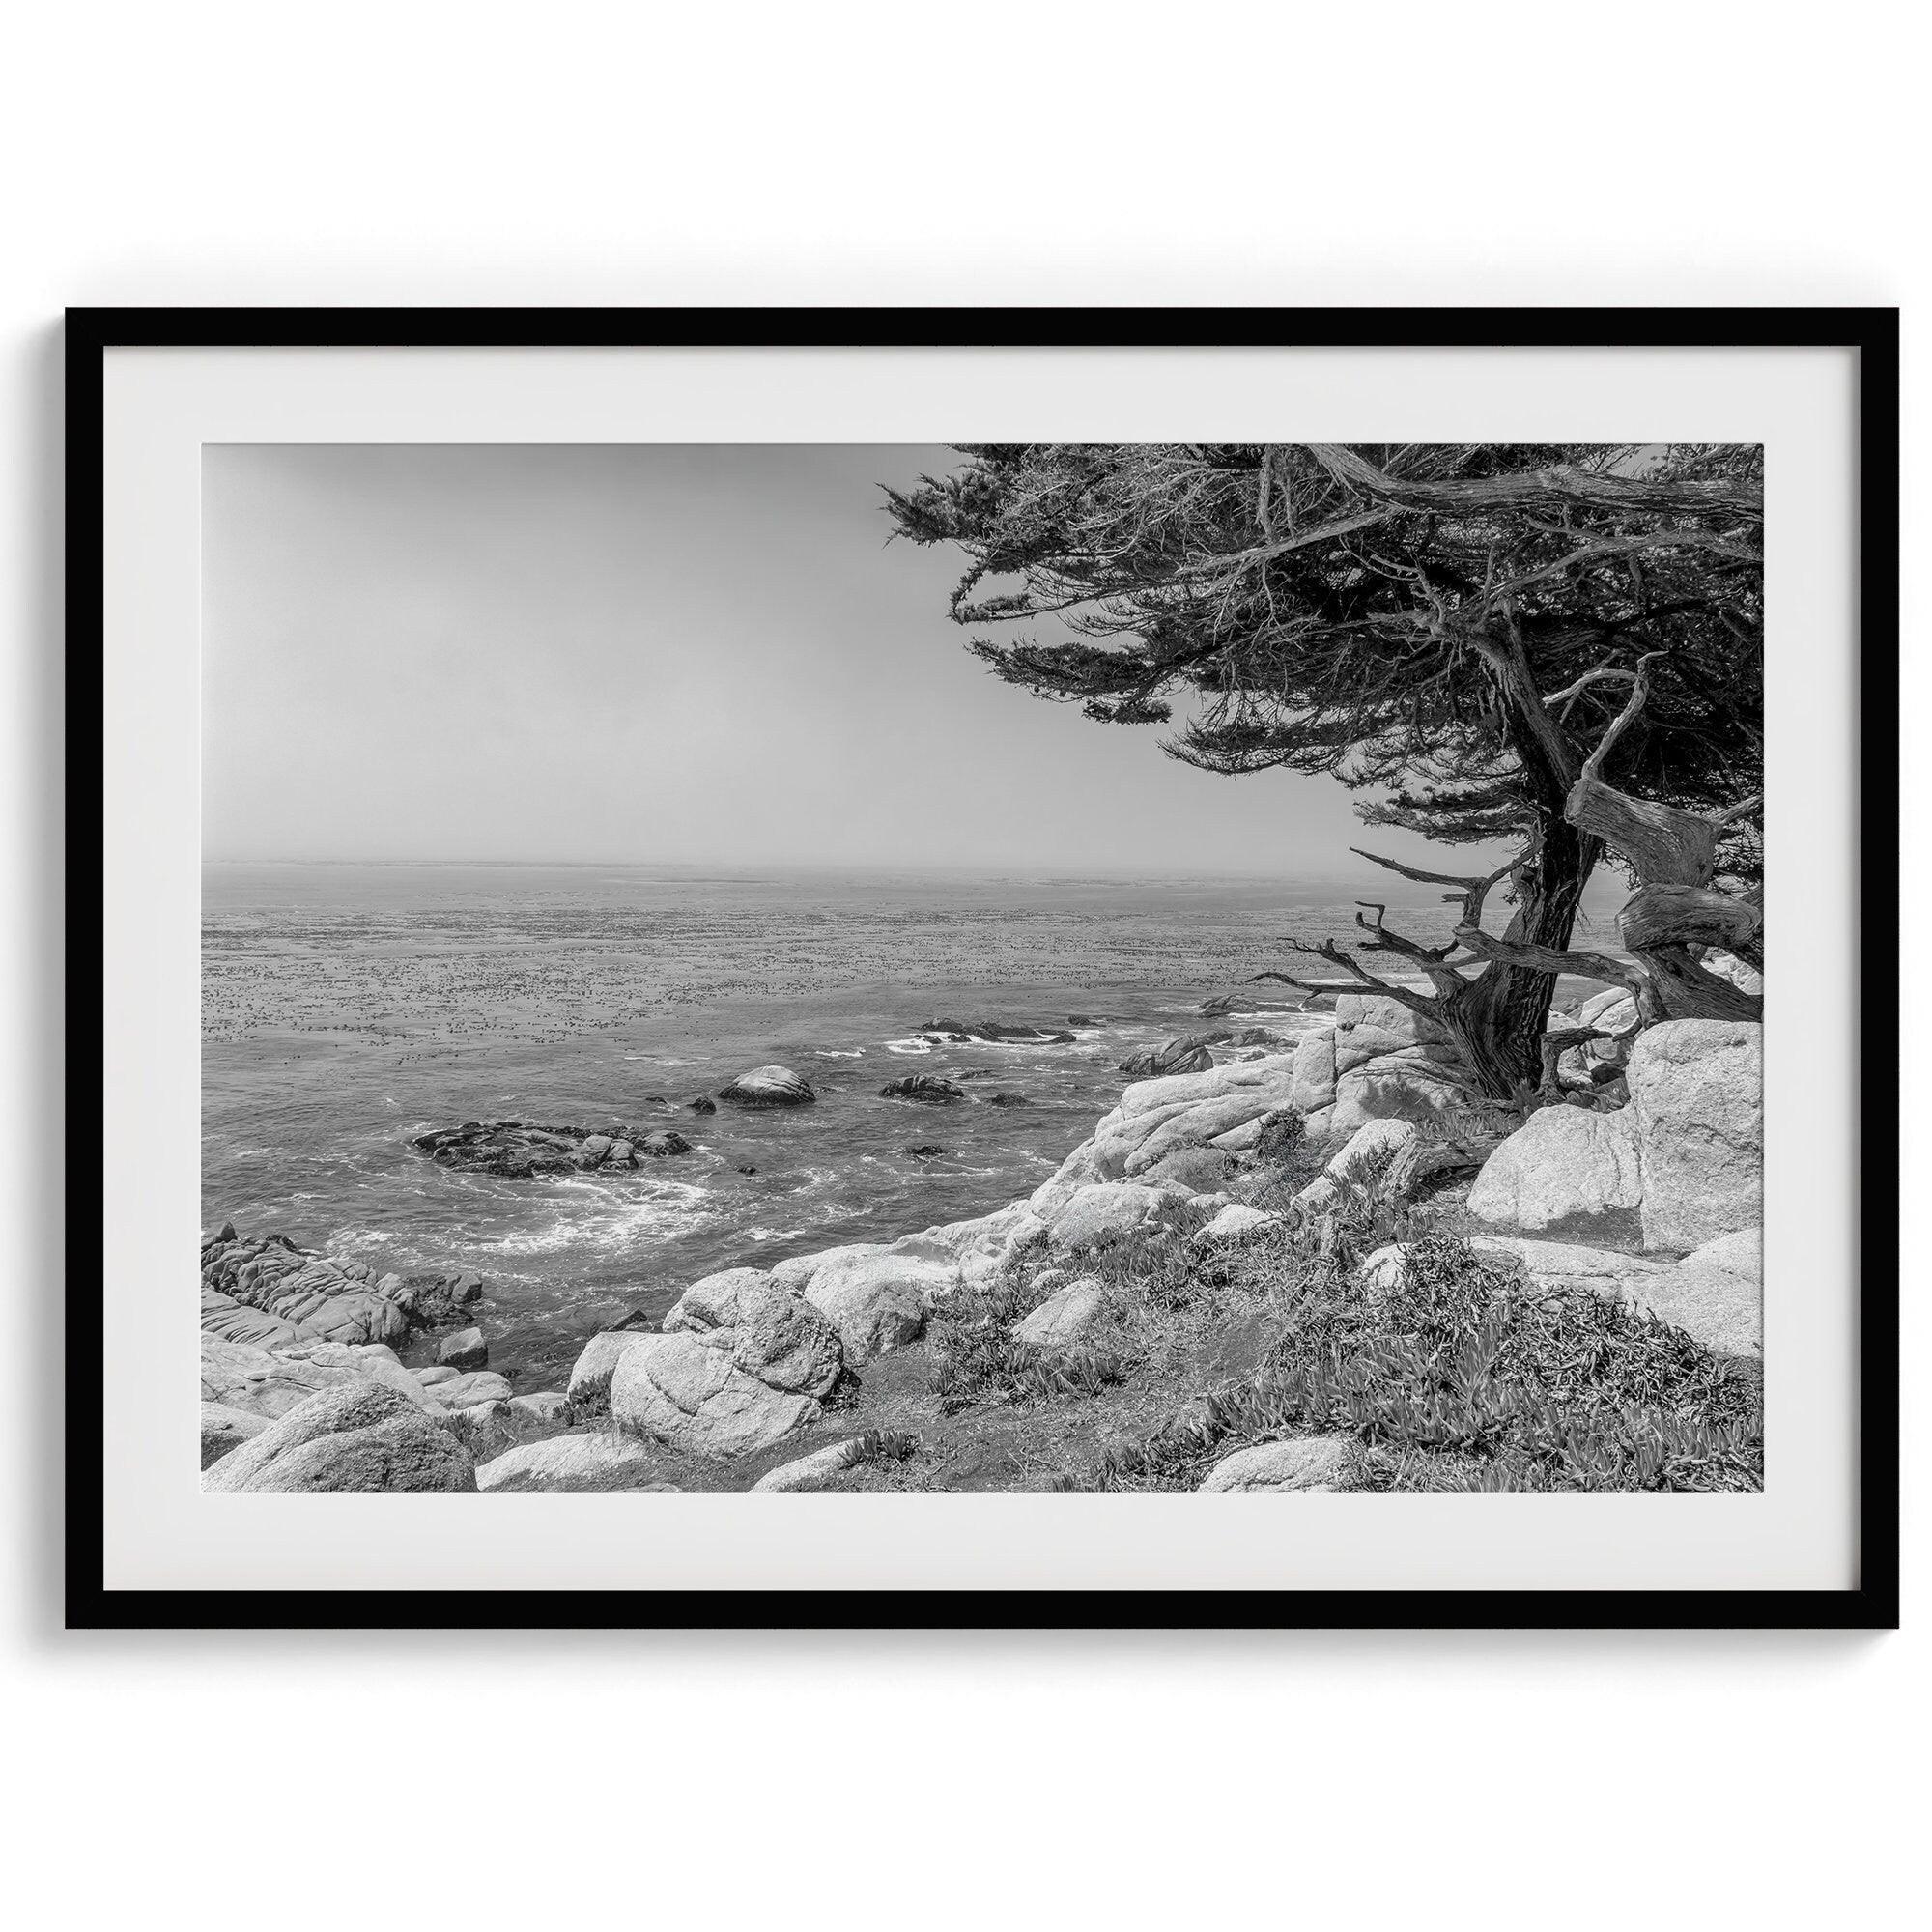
718, 1065, 817, 1107
920, 1017, 1075, 1045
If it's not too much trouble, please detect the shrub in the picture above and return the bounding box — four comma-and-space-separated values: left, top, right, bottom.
926, 1269, 1129, 1410
1088, 1234, 1761, 1494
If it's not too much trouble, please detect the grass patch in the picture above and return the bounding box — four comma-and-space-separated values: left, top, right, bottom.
1084, 1230, 1761, 1494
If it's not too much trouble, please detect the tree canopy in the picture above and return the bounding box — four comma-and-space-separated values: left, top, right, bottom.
886, 443, 1764, 1094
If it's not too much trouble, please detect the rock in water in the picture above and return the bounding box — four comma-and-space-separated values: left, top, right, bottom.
687, 1094, 718, 1114
412, 1121, 686, 1175
439, 1326, 489, 1372
203, 1383, 478, 1493
1627, 1020, 1763, 1253
610, 1332, 819, 1458
879, 1074, 965, 1103
1118, 1033, 1223, 1078
1197, 1436, 1359, 1493
718, 1065, 817, 1107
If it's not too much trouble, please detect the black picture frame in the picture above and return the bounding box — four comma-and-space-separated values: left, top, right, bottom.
66, 306, 1900, 1632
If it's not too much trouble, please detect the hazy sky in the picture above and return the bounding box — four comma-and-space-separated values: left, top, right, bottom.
202, 444, 1517, 884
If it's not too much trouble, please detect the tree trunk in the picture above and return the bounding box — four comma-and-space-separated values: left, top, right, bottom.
1436, 814, 1600, 1097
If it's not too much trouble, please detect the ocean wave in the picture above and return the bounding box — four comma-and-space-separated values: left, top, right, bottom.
480, 1175, 717, 1256
810, 1047, 867, 1059
883, 1037, 934, 1055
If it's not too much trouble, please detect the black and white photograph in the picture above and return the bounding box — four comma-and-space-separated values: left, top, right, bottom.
197, 440, 1771, 1500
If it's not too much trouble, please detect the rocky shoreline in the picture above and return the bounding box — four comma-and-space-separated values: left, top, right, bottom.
199, 979, 1765, 1494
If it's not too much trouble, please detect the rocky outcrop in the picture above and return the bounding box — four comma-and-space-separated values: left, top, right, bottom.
803, 1250, 950, 1359
1042, 1180, 1179, 1251
1197, 1436, 1360, 1492
476, 1432, 673, 1492
1462, 1019, 1761, 1256
1325, 995, 1478, 1138
203, 1383, 479, 1493
412, 1122, 689, 1175
1627, 1020, 1762, 1253
664, 1268, 846, 1399
565, 1330, 656, 1409
200, 1402, 269, 1468
1628, 1228, 1760, 1358
879, 1074, 965, 1103
1013, 1279, 1106, 1350
610, 1332, 819, 1459
201, 1224, 480, 1350
1466, 1104, 1643, 1240
201, 1332, 401, 1420
718, 1065, 817, 1106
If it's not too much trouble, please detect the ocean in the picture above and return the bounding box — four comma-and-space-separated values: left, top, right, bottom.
202, 862, 1471, 1385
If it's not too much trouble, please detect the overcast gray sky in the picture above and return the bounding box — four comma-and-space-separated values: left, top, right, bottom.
201, 444, 1500, 881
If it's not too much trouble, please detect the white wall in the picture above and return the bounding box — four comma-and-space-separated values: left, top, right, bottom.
2, 6, 1919, 1928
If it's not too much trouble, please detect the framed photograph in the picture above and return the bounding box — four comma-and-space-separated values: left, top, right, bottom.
71, 307, 1897, 1629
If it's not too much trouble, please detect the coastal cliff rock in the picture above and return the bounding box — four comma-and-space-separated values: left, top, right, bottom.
200, 1402, 269, 1468
803, 1250, 949, 1358
1467, 1104, 1644, 1240
203, 1382, 479, 1493
201, 1225, 479, 1349
718, 1065, 817, 1106
1627, 1020, 1763, 1253
412, 1121, 690, 1175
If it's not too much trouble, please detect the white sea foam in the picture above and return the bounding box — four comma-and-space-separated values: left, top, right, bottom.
482, 1176, 716, 1256
883, 1037, 934, 1055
